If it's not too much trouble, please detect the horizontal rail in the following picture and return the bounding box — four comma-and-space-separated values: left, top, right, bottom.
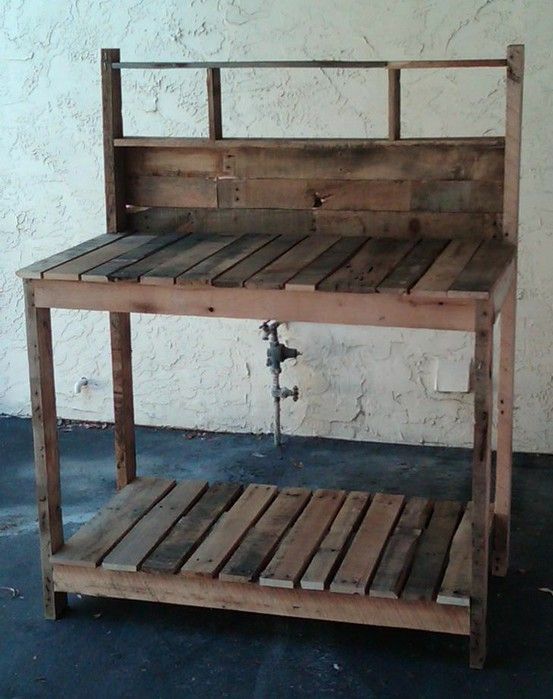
112, 59, 507, 71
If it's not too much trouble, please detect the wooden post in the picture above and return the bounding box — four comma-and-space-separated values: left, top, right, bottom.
101, 48, 126, 233
388, 68, 401, 140
24, 281, 68, 619
470, 301, 494, 669
502, 45, 524, 243
493, 278, 516, 575
207, 67, 223, 139
101, 49, 136, 487
110, 312, 136, 488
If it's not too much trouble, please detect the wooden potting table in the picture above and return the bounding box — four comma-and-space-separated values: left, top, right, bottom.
18, 46, 523, 668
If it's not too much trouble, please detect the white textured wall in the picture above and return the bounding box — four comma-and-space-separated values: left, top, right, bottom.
2, 1, 553, 451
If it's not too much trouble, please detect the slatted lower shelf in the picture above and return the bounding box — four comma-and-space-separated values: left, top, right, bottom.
51, 478, 473, 635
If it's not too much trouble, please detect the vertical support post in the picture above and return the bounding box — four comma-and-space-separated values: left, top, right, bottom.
502, 45, 524, 243
102, 49, 136, 488
110, 312, 136, 489
493, 278, 516, 575
207, 67, 223, 139
470, 301, 494, 669
101, 48, 126, 233
388, 68, 401, 140
24, 281, 68, 619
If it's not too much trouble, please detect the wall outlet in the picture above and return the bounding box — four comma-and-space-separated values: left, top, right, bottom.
434, 359, 471, 393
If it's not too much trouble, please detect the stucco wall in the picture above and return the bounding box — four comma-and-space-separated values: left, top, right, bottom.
2, 1, 552, 451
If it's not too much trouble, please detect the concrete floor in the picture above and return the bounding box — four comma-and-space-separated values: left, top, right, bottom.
1, 416, 552, 698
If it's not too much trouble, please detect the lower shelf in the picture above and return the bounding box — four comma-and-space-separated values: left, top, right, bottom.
52, 477, 472, 636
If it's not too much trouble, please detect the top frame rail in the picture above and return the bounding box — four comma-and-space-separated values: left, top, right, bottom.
112, 59, 507, 70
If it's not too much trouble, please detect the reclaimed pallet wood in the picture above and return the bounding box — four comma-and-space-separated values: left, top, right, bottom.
437, 503, 473, 606
411, 239, 482, 297
102, 481, 208, 571
220, 487, 311, 582
300, 491, 370, 591
181, 484, 277, 577
52, 478, 176, 568
331, 493, 405, 594
141, 482, 242, 574
378, 239, 449, 294
285, 237, 366, 291
259, 489, 346, 588
402, 501, 463, 601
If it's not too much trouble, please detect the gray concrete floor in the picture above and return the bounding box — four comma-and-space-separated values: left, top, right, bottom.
1, 416, 552, 698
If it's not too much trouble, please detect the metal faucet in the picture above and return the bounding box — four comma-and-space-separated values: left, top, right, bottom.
259, 321, 300, 446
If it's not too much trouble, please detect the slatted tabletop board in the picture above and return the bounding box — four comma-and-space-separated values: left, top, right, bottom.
17, 232, 514, 299
52, 477, 472, 608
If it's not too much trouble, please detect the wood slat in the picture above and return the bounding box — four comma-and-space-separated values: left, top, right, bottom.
212, 235, 307, 288
176, 234, 276, 286
42, 235, 153, 281
369, 497, 432, 599
437, 503, 472, 607
141, 483, 242, 574
218, 178, 412, 211
318, 237, 416, 292
127, 207, 501, 240
402, 501, 463, 601
109, 235, 199, 281
17, 234, 125, 280
102, 481, 208, 572
140, 235, 238, 285
52, 478, 176, 568
219, 487, 311, 582
411, 239, 482, 296
245, 235, 340, 289
259, 489, 346, 589
81, 234, 184, 282
126, 175, 217, 208
377, 238, 449, 294
301, 491, 370, 591
448, 239, 516, 298
126, 141, 504, 181
181, 484, 277, 578
331, 493, 405, 594
285, 237, 367, 291
411, 181, 503, 213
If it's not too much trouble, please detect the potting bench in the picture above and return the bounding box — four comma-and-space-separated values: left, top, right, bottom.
17, 46, 523, 668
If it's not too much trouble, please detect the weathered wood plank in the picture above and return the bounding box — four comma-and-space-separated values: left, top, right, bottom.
502, 44, 524, 242
412, 181, 503, 213
42, 235, 153, 281
24, 282, 67, 618
378, 238, 448, 294
102, 481, 208, 571
109, 235, 196, 281
285, 237, 367, 291
126, 175, 218, 208
411, 239, 482, 297
141, 483, 242, 574
402, 501, 463, 601
81, 234, 184, 282
207, 67, 223, 139
102, 48, 126, 232
219, 487, 311, 582
331, 493, 405, 594
369, 497, 432, 599
181, 484, 277, 578
127, 207, 501, 239
140, 235, 238, 285
124, 147, 223, 177
245, 235, 340, 289
52, 478, 176, 568
301, 491, 370, 591
213, 235, 306, 288
176, 235, 276, 286
109, 312, 136, 488
218, 179, 412, 211
448, 239, 516, 298
437, 503, 472, 606
259, 489, 346, 589
17, 235, 125, 280
318, 237, 416, 292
